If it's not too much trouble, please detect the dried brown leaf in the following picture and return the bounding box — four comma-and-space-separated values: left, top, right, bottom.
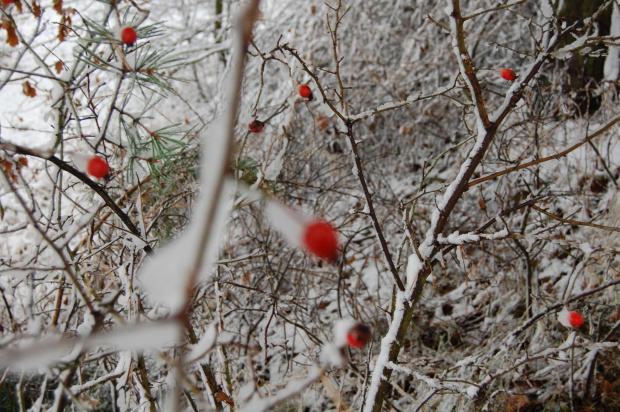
32, 1, 41, 17
1, 161, 17, 184
54, 61, 64, 74
316, 114, 329, 132
214, 391, 234, 406
22, 81, 36, 98
53, 0, 63, 14
58, 15, 71, 42
506, 394, 530, 412
3, 20, 19, 47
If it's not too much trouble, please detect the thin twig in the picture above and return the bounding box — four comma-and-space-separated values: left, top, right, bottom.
468, 115, 620, 188
531, 204, 620, 233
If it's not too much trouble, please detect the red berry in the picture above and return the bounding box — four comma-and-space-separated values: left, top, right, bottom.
121, 27, 137, 46
346, 324, 372, 349
87, 156, 109, 179
2, 0, 16, 4
302, 220, 339, 261
248, 120, 264, 133
568, 311, 584, 328
500, 68, 517, 81
299, 84, 313, 100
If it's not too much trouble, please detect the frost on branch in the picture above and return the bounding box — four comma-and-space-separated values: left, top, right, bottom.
0, 0, 619, 410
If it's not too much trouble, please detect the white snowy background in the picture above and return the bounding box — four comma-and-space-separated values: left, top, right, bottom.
0, 0, 619, 411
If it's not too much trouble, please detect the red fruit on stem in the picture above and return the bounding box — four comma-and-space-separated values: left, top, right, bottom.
303, 220, 339, 261
248, 120, 264, 133
558, 309, 584, 329
121, 27, 137, 46
500, 68, 517, 81
346, 324, 372, 349
299, 84, 313, 100
87, 156, 109, 179
567, 311, 584, 328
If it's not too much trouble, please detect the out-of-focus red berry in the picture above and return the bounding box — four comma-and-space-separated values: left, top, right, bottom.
248, 120, 264, 133
567, 311, 584, 328
303, 220, 339, 261
500, 68, 517, 81
299, 84, 313, 100
87, 156, 109, 179
558, 309, 585, 329
121, 27, 137, 46
346, 324, 372, 349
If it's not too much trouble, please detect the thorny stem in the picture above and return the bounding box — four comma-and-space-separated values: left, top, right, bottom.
281, 45, 347, 123
326, 0, 350, 114
346, 122, 405, 291
283, 35, 407, 292
366, 0, 567, 409
450, 0, 490, 128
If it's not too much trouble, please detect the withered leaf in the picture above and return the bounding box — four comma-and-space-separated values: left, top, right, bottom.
22, 81, 36, 97
53, 0, 63, 14
506, 394, 530, 412
2, 20, 19, 47
54, 61, 64, 74
58, 15, 71, 42
214, 391, 234, 406
1, 161, 17, 184
315, 114, 329, 132
32, 1, 42, 17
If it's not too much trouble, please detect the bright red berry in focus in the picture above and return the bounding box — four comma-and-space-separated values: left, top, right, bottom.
299, 84, 313, 100
303, 220, 339, 261
567, 311, 584, 328
500, 68, 517, 81
121, 27, 137, 46
346, 324, 372, 349
87, 156, 109, 179
248, 120, 264, 133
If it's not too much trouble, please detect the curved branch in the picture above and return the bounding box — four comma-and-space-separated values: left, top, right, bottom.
468, 115, 620, 188
0, 142, 152, 254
